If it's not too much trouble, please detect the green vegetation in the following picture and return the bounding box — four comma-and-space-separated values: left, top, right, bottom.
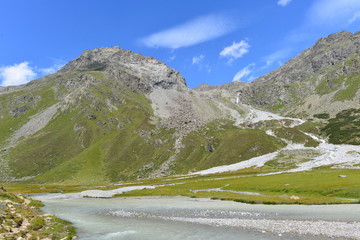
0, 67, 358, 208
273, 127, 319, 147
321, 108, 360, 145
5, 72, 175, 183
313, 113, 330, 119
262, 149, 321, 171
0, 188, 21, 202
294, 121, 323, 135
313, 72, 360, 102
269, 101, 285, 112
112, 168, 360, 204
0, 82, 59, 148
333, 74, 360, 101
0, 187, 76, 239
3, 72, 300, 183
30, 217, 45, 231
5, 166, 359, 205
174, 120, 286, 173
315, 75, 345, 96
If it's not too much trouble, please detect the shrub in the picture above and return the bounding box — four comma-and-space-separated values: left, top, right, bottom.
30, 217, 45, 231
313, 113, 329, 119
321, 108, 360, 145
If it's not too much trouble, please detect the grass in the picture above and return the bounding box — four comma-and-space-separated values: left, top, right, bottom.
313, 72, 360, 102
262, 149, 321, 170
0, 187, 76, 239
333, 74, 360, 101
1, 71, 359, 205
29, 217, 45, 231
3, 166, 360, 205
173, 120, 286, 174
273, 127, 319, 147
5, 72, 175, 183
321, 108, 360, 145
294, 121, 323, 135
4, 71, 290, 183
315, 74, 345, 96
313, 113, 330, 119
112, 168, 360, 204
0, 82, 59, 148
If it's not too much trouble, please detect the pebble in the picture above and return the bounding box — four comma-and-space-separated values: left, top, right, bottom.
162, 216, 360, 239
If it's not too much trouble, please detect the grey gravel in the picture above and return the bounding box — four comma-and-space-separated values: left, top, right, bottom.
163, 217, 360, 239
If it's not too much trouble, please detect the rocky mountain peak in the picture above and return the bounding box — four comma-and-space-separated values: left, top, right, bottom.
60, 46, 187, 93
60, 46, 154, 72
193, 83, 217, 91
237, 30, 360, 116
313, 31, 355, 48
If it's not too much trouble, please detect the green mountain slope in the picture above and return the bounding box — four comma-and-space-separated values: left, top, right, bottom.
1, 71, 176, 183
238, 31, 360, 117
1, 30, 360, 184
0, 47, 288, 184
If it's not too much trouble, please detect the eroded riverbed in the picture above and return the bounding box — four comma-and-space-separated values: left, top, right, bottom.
32, 195, 360, 240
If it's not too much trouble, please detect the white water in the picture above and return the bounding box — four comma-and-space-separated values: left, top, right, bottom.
33, 196, 360, 240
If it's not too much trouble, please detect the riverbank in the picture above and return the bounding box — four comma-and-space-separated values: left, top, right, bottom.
4, 167, 360, 205
33, 195, 360, 240
0, 187, 76, 239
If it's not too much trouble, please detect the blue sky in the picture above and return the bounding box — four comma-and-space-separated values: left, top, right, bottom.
1, 0, 360, 88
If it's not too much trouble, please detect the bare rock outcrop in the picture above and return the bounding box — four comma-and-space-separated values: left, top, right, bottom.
60, 46, 187, 93
238, 31, 360, 116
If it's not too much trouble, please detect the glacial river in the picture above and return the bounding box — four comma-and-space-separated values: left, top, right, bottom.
32, 195, 360, 240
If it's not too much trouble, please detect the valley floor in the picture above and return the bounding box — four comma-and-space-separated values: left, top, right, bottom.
32, 195, 360, 240
2, 103, 360, 238
3, 145, 360, 239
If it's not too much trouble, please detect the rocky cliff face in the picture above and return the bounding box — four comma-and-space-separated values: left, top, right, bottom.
238, 31, 360, 117
60, 46, 187, 93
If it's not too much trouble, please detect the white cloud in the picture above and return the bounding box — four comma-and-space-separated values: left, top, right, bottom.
348, 11, 360, 24
192, 54, 205, 65
233, 63, 255, 82
38, 59, 65, 75
0, 59, 66, 86
140, 14, 238, 49
247, 75, 257, 82
0, 62, 37, 86
191, 54, 211, 73
262, 49, 291, 69
307, 0, 360, 26
206, 65, 212, 73
277, 0, 293, 7
169, 55, 176, 61
220, 40, 250, 63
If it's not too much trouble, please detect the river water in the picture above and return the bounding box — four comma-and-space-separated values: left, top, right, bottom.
33, 195, 360, 240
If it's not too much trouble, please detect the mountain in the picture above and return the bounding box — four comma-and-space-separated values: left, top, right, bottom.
238, 31, 360, 117
0, 47, 287, 184
0, 31, 359, 184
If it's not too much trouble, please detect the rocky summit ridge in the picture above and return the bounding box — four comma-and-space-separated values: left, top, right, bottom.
0, 30, 359, 184
237, 31, 360, 117
60, 46, 187, 93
